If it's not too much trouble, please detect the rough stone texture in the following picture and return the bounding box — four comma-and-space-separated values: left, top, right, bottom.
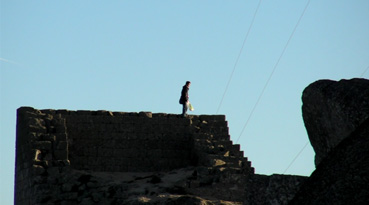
302, 78, 369, 166
290, 117, 369, 205
14, 107, 304, 204
290, 78, 369, 204
246, 174, 306, 205
14, 107, 253, 204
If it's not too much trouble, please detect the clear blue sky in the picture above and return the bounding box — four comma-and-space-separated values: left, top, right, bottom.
1, 1, 368, 204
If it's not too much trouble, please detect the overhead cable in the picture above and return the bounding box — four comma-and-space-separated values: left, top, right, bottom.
216, 0, 263, 114
236, 0, 311, 143
361, 65, 369, 77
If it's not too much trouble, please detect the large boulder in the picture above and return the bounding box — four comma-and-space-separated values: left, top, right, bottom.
290, 117, 369, 204
301, 78, 369, 166
289, 78, 369, 204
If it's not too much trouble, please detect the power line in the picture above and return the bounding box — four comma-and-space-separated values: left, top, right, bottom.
283, 142, 309, 174
216, 0, 263, 114
361, 65, 369, 77
236, 0, 311, 143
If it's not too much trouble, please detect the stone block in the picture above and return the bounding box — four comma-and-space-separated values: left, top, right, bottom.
126, 149, 143, 158
61, 183, 74, 192
85, 147, 98, 156
200, 115, 226, 122
98, 148, 113, 157
60, 200, 78, 205
145, 140, 159, 149
112, 111, 127, 116
47, 167, 60, 176
139, 111, 152, 118
34, 149, 42, 160
94, 110, 113, 116
56, 109, 69, 115
147, 149, 162, 159
50, 160, 70, 167
32, 165, 46, 175
55, 124, 67, 133
60, 192, 78, 200
56, 141, 68, 150
115, 157, 131, 166
54, 150, 68, 160
76, 110, 92, 115
40, 109, 55, 115
113, 148, 125, 157
33, 141, 52, 150
55, 133, 67, 141
27, 117, 45, 127
27, 125, 47, 133
41, 134, 56, 141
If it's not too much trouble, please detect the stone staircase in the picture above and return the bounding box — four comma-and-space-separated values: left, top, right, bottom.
186, 115, 255, 202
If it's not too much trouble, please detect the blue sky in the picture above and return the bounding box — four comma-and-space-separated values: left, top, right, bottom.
1, 1, 368, 204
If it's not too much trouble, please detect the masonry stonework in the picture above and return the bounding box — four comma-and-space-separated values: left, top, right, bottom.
14, 107, 304, 204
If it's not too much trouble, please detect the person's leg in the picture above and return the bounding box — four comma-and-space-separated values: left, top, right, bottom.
182, 103, 188, 117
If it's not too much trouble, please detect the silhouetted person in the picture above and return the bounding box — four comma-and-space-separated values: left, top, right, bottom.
179, 81, 191, 117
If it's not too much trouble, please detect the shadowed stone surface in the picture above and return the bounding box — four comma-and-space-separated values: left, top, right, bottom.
302, 78, 369, 166
291, 78, 369, 204
14, 107, 304, 204
290, 118, 369, 204
14, 107, 255, 204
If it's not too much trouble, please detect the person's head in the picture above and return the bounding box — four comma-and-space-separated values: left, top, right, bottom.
186, 81, 191, 87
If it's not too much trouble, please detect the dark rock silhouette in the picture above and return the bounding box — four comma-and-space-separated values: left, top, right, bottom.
291, 78, 369, 204
302, 78, 369, 166
290, 117, 369, 204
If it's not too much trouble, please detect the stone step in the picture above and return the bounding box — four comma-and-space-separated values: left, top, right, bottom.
193, 138, 233, 147
196, 130, 229, 137
193, 139, 245, 158
231, 144, 240, 152
205, 167, 253, 184
206, 155, 251, 169
208, 165, 255, 176
192, 133, 231, 141
208, 167, 244, 175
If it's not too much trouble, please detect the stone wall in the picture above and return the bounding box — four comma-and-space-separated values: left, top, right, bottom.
14, 107, 255, 204
14, 107, 306, 204
42, 110, 196, 172
246, 174, 307, 205
14, 107, 69, 204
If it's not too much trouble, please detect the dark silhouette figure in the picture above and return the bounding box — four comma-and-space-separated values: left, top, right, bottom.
179, 81, 191, 117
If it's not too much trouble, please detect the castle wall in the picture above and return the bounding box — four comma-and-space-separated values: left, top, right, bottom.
17, 107, 306, 205
59, 111, 195, 172
14, 107, 68, 204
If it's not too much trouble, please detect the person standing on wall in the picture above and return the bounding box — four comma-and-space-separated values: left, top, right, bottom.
179, 81, 191, 118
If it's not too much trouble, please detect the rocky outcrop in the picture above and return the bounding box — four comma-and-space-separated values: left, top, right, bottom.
290, 117, 369, 204
302, 78, 369, 166
246, 174, 306, 205
290, 78, 369, 204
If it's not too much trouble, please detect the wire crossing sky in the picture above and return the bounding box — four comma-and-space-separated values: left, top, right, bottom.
1, 1, 369, 204
235, 0, 311, 143
216, 0, 263, 114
